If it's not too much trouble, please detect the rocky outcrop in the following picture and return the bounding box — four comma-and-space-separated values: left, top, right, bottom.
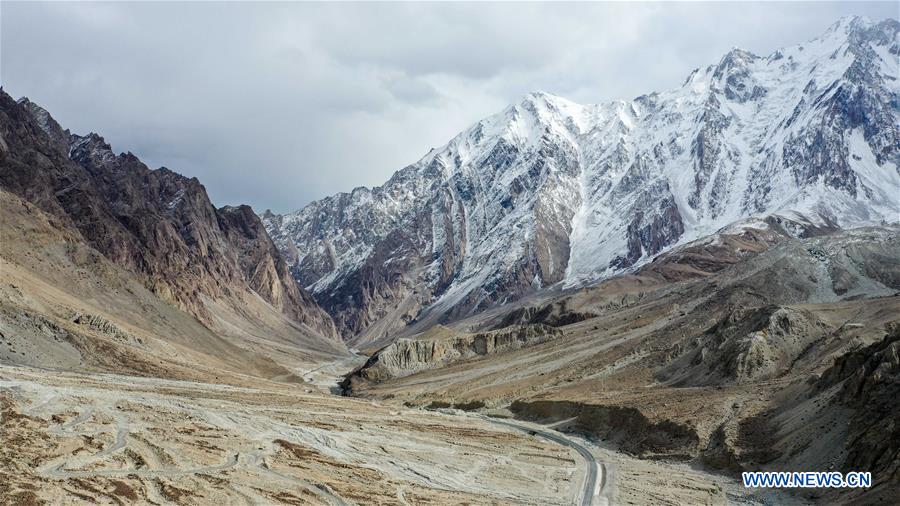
611, 190, 685, 269
71, 312, 143, 346
217, 205, 337, 338
659, 306, 829, 387
510, 400, 701, 460
342, 324, 561, 392
710, 325, 900, 502
494, 300, 596, 329
815, 324, 900, 492
0, 91, 339, 341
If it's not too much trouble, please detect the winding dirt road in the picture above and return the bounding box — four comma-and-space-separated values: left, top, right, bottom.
479, 416, 603, 506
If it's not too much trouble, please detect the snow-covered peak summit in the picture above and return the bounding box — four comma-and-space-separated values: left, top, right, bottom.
824, 14, 873, 36
716, 47, 759, 68
516, 90, 583, 117
415, 90, 586, 176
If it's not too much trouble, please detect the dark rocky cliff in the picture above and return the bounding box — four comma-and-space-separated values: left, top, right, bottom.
0, 91, 338, 340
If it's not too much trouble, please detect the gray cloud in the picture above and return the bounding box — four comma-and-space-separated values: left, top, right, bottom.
2, 2, 896, 212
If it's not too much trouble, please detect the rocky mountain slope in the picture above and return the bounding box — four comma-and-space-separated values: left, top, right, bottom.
0, 90, 346, 375
265, 16, 900, 343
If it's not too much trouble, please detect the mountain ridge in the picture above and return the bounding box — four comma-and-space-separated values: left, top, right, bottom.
265, 16, 900, 342
1, 91, 344, 355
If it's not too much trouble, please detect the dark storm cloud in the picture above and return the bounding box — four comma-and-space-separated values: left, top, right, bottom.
2, 2, 896, 212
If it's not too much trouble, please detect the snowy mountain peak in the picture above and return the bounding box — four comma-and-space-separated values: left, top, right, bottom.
826, 14, 872, 35
717, 47, 759, 67
521, 90, 564, 103
265, 18, 900, 341
517, 90, 581, 115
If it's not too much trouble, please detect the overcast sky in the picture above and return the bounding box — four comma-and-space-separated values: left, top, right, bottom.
2, 2, 896, 213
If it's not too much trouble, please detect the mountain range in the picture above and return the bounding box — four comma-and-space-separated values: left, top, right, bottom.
263, 16, 899, 344
1, 14, 899, 505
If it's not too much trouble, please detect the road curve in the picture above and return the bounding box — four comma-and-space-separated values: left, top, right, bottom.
483, 417, 600, 506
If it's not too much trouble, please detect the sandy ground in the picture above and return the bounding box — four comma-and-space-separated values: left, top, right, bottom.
1, 361, 806, 506
297, 354, 368, 395
0, 364, 586, 505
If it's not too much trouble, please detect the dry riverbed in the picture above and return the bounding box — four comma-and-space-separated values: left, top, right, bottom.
0, 364, 580, 505
1, 363, 798, 505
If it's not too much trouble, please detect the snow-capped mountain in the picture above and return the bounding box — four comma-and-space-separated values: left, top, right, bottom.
264, 16, 899, 341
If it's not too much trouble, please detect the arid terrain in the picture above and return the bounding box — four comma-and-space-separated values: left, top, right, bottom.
0, 91, 799, 505
344, 225, 900, 505
1, 365, 587, 505
3, 13, 900, 505
3, 360, 808, 506
0, 192, 803, 505
3, 187, 896, 504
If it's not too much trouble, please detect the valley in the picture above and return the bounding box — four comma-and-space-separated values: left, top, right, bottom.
2, 13, 899, 506
2, 361, 803, 505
